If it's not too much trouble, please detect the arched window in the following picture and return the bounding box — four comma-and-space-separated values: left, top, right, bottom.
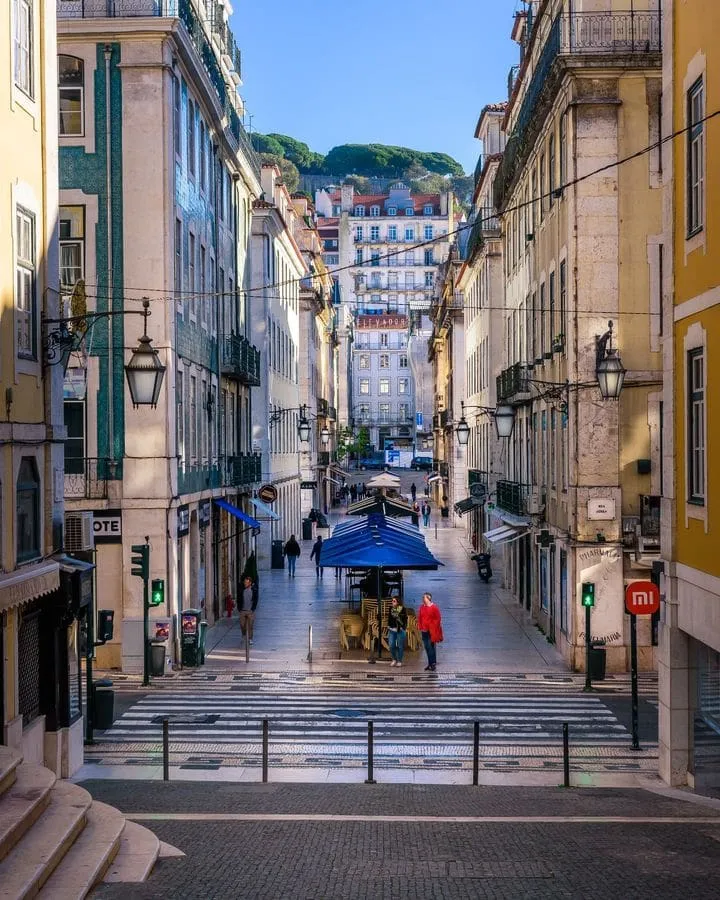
58, 55, 84, 136
16, 457, 40, 563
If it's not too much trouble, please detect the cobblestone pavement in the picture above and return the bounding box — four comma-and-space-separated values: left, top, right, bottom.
88, 782, 720, 899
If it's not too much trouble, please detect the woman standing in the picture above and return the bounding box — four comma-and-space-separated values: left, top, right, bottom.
417, 592, 443, 671
387, 596, 408, 667
283, 534, 301, 577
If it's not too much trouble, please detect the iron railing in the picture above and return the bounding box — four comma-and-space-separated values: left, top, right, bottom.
221, 334, 261, 386
496, 480, 531, 517
496, 363, 531, 402
317, 398, 329, 417
64, 457, 111, 499
224, 453, 261, 487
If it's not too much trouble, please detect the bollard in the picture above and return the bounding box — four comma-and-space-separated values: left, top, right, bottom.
262, 718, 269, 783
307, 624, 313, 663
435, 523, 438, 540
472, 721, 480, 786
245, 629, 250, 664
365, 720, 376, 784
162, 717, 169, 782
562, 722, 570, 788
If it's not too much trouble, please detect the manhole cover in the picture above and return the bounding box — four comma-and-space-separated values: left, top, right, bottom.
328, 708, 371, 718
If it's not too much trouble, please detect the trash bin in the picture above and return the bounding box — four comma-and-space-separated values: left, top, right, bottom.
198, 621, 208, 665
589, 642, 607, 681
92, 678, 114, 729
441, 507, 449, 518
271, 539, 285, 569
150, 642, 166, 677
181, 609, 202, 667
302, 518, 313, 541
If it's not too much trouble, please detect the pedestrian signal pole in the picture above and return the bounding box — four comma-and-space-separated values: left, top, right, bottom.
131, 538, 151, 686
581, 582, 595, 692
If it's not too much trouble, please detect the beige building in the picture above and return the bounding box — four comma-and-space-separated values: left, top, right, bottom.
493, 1, 663, 671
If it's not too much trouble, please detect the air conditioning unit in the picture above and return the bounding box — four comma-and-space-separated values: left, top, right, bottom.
65, 512, 95, 552
526, 493, 544, 515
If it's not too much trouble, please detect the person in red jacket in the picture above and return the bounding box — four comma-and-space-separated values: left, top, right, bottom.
417, 592, 443, 671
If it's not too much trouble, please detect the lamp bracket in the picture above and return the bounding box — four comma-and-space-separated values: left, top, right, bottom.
595, 320, 615, 370
42, 304, 149, 368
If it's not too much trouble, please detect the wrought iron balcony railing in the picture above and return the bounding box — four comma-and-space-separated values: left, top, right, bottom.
224, 453, 261, 487
495, 480, 531, 517
64, 457, 111, 499
496, 363, 531, 403
221, 334, 261, 386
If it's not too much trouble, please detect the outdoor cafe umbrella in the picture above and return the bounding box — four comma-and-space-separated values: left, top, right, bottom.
365, 471, 401, 491
346, 494, 415, 519
319, 512, 442, 661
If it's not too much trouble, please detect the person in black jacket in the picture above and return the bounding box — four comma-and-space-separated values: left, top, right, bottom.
310, 535, 324, 578
283, 535, 301, 577
237, 576, 259, 643
387, 596, 408, 666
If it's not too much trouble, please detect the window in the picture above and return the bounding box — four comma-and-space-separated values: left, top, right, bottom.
540, 282, 546, 355
199, 245, 207, 326
530, 170, 537, 234
559, 260, 567, 344
64, 401, 84, 475
388, 225, 397, 241
359, 354, 369, 369
424, 205, 433, 215
190, 376, 198, 460
399, 354, 408, 368
355, 225, 363, 242
14, 0, 33, 98
16, 207, 35, 358
424, 225, 433, 241
173, 76, 181, 157
370, 252, 380, 266
379, 402, 390, 420
354, 206, 365, 217
177, 371, 185, 464
379, 378, 390, 394
16, 457, 40, 562
688, 348, 705, 504
59, 206, 84, 295
58, 55, 84, 136
405, 207, 414, 216
398, 378, 408, 394
188, 231, 196, 297
199, 120, 207, 192
549, 271, 556, 342
379, 354, 389, 368
355, 248, 363, 265
405, 226, 415, 242
539, 153, 546, 219
425, 272, 434, 287
370, 205, 380, 216
424, 249, 434, 265
687, 77, 704, 235
548, 135, 556, 204
187, 99, 196, 177
370, 225, 379, 241
175, 218, 183, 303
359, 378, 370, 394
388, 207, 397, 216
380, 332, 388, 347
559, 113, 567, 192
404, 272, 415, 288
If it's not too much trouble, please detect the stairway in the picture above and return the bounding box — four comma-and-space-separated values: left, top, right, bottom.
0, 746, 173, 899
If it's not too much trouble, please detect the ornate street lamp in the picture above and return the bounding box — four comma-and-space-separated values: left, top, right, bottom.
297, 405, 311, 443
595, 320, 626, 400
124, 301, 166, 408
494, 405, 516, 438
320, 425, 331, 445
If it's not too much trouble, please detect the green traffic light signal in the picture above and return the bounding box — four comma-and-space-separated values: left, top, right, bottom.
150, 579, 164, 607
130, 544, 149, 580
581, 582, 595, 607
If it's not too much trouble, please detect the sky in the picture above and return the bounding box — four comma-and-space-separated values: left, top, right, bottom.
230, 0, 522, 175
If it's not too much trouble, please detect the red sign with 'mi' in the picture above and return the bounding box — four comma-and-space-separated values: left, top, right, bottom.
625, 581, 660, 616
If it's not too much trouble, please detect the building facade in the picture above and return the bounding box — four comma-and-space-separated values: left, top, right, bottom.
659, 0, 720, 787
58, 0, 263, 672
493, 0, 663, 672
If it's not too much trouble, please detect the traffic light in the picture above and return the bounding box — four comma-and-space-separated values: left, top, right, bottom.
150, 578, 165, 607
581, 582, 595, 607
130, 544, 149, 579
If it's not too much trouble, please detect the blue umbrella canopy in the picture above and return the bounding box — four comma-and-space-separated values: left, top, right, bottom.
346, 495, 415, 519
319, 513, 442, 570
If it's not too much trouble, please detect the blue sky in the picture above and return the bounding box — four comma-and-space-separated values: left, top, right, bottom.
231, 0, 522, 175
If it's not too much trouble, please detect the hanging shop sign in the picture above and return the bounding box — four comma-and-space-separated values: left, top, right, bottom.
257, 484, 278, 504
199, 500, 211, 528
177, 505, 190, 537
92, 509, 122, 543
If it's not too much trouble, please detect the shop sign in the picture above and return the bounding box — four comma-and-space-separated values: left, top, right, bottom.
199, 500, 211, 528
93, 509, 122, 543
301, 481, 318, 489
587, 498, 616, 520
258, 483, 278, 504
177, 505, 190, 537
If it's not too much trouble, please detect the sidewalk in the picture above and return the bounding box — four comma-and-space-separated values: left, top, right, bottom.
202, 513, 566, 674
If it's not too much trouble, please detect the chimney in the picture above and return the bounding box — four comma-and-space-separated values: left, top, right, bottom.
341, 183, 354, 213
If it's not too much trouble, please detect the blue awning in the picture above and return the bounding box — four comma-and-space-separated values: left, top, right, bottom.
249, 497, 281, 520
213, 498, 261, 530
319, 512, 442, 570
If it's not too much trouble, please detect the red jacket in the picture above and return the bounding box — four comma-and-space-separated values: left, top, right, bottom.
417, 602, 443, 643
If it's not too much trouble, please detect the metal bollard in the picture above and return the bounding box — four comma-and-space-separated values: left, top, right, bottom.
435, 523, 438, 539
365, 720, 376, 784
162, 717, 170, 782
245, 629, 250, 664
562, 722, 570, 788
472, 721, 480, 786
262, 718, 269, 783
307, 624, 313, 663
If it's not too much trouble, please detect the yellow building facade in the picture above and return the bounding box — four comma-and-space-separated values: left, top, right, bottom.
659, 0, 720, 787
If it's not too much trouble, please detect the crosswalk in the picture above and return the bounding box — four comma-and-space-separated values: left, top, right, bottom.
92, 679, 653, 766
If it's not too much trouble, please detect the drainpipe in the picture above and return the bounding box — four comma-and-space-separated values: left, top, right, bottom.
104, 45, 114, 468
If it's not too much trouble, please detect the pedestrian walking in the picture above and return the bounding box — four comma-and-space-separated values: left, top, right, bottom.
422, 502, 431, 527
237, 575, 259, 644
310, 535, 324, 578
387, 596, 408, 667
410, 482, 417, 502
283, 534, 301, 577
242, 551, 259, 586
361, 482, 366, 499
417, 592, 443, 671
350, 484, 358, 503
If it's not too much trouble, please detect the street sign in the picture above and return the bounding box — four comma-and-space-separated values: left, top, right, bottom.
625, 581, 660, 616
257, 483, 277, 504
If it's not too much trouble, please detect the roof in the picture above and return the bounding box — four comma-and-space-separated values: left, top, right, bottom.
329, 191, 443, 214
318, 512, 442, 570
347, 495, 415, 519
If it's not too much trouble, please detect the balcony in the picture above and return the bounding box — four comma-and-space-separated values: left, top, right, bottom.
496, 480, 531, 517
224, 453, 261, 487
317, 451, 330, 466
64, 457, 111, 499
178, 462, 221, 495
221, 334, 261, 386
317, 398, 329, 417
496, 363, 531, 402
328, 405, 337, 420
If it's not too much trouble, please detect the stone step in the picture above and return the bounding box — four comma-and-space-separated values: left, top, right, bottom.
0, 748, 23, 798
103, 820, 161, 884
0, 781, 91, 900
0, 764, 55, 864
36, 801, 124, 900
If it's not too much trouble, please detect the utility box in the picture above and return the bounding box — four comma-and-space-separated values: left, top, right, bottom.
181, 609, 202, 667
589, 643, 607, 681
271, 540, 284, 569
302, 518, 313, 541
